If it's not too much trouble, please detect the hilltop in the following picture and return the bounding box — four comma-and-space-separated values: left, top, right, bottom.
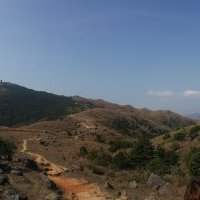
0, 82, 94, 126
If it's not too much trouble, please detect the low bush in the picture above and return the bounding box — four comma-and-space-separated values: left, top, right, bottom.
186, 148, 200, 177
0, 137, 16, 159
88, 150, 112, 167
112, 152, 131, 169
163, 133, 171, 140
80, 146, 88, 157
173, 130, 186, 141
109, 140, 134, 152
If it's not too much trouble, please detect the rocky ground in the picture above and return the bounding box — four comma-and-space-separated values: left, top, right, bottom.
0, 126, 188, 200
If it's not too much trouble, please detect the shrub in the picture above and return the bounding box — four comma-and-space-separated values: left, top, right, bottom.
0, 137, 16, 159
163, 133, 171, 140
186, 148, 200, 177
188, 151, 200, 177
190, 125, 200, 134
147, 157, 169, 175
111, 118, 131, 134
112, 152, 130, 169
88, 150, 112, 167
189, 126, 200, 140
80, 146, 88, 157
173, 131, 186, 141
130, 138, 154, 168
109, 140, 134, 152
147, 146, 179, 175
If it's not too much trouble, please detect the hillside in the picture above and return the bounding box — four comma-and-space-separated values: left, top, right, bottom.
0, 82, 94, 126
0, 83, 197, 200
26, 105, 195, 139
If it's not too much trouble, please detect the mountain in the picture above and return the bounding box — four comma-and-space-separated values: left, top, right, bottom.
0, 82, 194, 135
0, 82, 94, 126
187, 113, 200, 120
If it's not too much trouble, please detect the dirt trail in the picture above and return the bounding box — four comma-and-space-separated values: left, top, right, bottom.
21, 139, 111, 200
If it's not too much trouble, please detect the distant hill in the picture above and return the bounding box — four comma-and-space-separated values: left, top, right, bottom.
187, 113, 200, 120
26, 101, 195, 138
0, 82, 94, 126
0, 82, 194, 133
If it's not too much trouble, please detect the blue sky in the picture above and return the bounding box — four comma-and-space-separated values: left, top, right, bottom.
0, 0, 200, 114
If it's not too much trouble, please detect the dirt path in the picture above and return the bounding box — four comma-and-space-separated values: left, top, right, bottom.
21, 139, 111, 200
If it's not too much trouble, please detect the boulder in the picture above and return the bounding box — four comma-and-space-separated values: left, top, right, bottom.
129, 180, 137, 189
116, 191, 128, 200
147, 174, 165, 189
158, 183, 174, 196
45, 192, 61, 200
105, 181, 114, 190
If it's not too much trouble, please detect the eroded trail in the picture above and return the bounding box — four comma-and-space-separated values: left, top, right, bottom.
21, 139, 110, 200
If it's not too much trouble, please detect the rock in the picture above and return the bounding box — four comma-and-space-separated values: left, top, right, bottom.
11, 169, 23, 176
129, 180, 137, 189
158, 183, 173, 196
144, 193, 158, 200
3, 189, 19, 200
0, 175, 8, 185
105, 181, 114, 190
116, 191, 128, 200
147, 173, 165, 189
40, 174, 57, 190
22, 158, 39, 171
45, 192, 61, 200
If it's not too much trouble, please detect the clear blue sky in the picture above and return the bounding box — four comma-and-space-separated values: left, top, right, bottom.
0, 0, 200, 114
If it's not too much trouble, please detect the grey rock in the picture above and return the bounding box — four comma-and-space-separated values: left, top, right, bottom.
158, 183, 173, 196
129, 180, 137, 189
3, 189, 27, 200
147, 173, 165, 189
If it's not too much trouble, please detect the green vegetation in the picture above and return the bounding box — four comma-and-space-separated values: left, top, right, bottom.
87, 149, 112, 167
189, 125, 200, 140
187, 148, 200, 177
87, 137, 179, 175
0, 137, 16, 159
112, 152, 130, 169
109, 140, 134, 152
130, 138, 154, 168
173, 130, 186, 141
80, 146, 88, 157
163, 133, 171, 140
111, 117, 131, 134
0, 83, 94, 126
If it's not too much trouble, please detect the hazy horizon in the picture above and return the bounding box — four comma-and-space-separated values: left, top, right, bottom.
0, 0, 200, 114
